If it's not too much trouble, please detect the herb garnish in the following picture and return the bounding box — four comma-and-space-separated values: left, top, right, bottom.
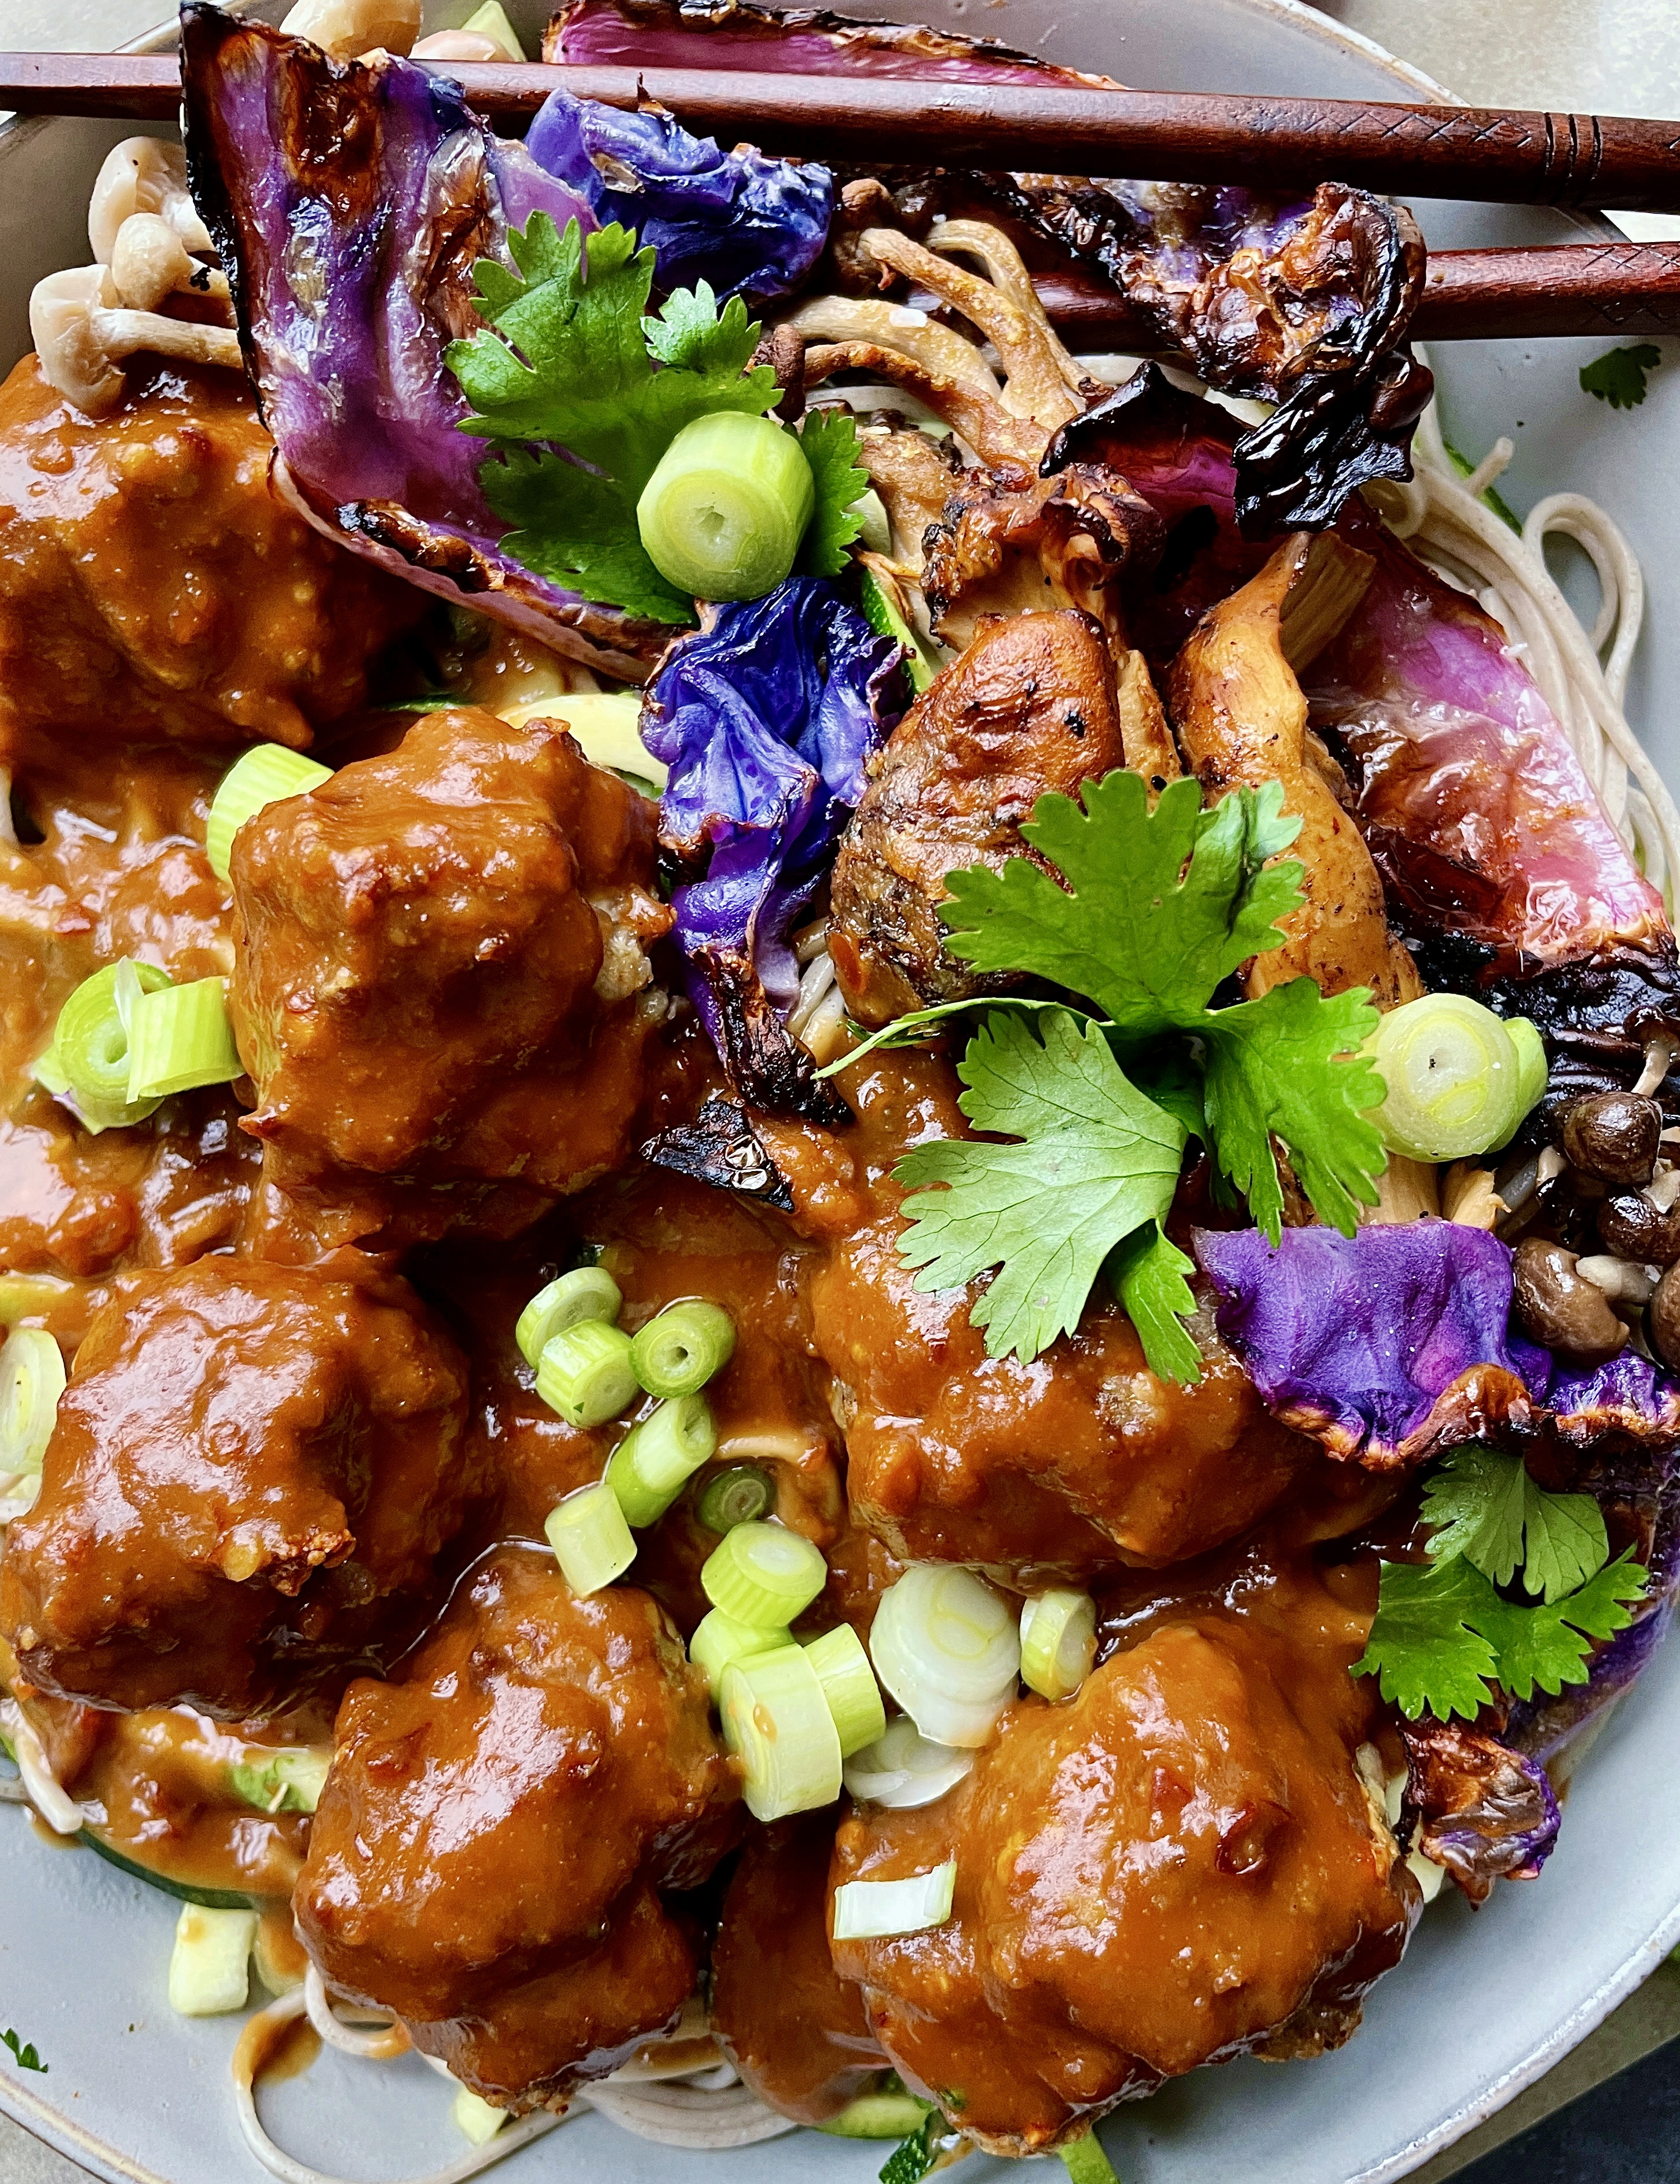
446, 216, 864, 620
1579, 342, 1662, 411
880, 771, 1387, 1377
2, 2028, 45, 2072
1355, 1443, 1648, 1721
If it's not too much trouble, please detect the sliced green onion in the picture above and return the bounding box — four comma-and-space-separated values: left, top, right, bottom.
803, 1623, 887, 1758
637, 412, 815, 603
816, 2088, 935, 2141
30, 1035, 153, 1135
701, 1520, 826, 1627
125, 978, 241, 1102
688, 1605, 791, 1699
53, 960, 172, 1111
499, 691, 668, 793
718, 1642, 843, 1821
843, 1717, 976, 1810
869, 1564, 1019, 1749
607, 1395, 718, 1527
0, 1329, 65, 1477
858, 566, 938, 694
696, 1463, 775, 1534
1506, 1015, 1549, 1119
831, 1860, 957, 1942
629, 1299, 737, 1399
544, 1480, 636, 1596
227, 1747, 331, 1816
1019, 1589, 1097, 1703
453, 2087, 508, 2145
535, 1319, 638, 1429
515, 1266, 623, 1369
167, 1903, 257, 2017
206, 745, 332, 884
1366, 993, 1528, 1162
1061, 2130, 1122, 2184
850, 488, 891, 555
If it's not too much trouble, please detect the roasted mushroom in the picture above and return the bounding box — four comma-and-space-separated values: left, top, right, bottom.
1511, 1239, 1630, 1362
1560, 1092, 1662, 1188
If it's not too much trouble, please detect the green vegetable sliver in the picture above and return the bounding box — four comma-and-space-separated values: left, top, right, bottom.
205, 744, 332, 884
606, 1395, 717, 1527
53, 960, 171, 1111
630, 1298, 737, 1398
544, 1480, 636, 1596
515, 1265, 623, 1370
125, 978, 242, 1102
636, 411, 814, 602
701, 1519, 827, 1626
535, 1319, 638, 1428
1367, 993, 1528, 1162
718, 1642, 842, 1821
0, 1327, 64, 1477
696, 1462, 774, 1533
803, 1622, 887, 1757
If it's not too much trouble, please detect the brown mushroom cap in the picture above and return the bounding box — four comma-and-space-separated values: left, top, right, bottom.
1651, 1264, 1680, 1374
1511, 1238, 1629, 1363
1560, 1092, 1662, 1188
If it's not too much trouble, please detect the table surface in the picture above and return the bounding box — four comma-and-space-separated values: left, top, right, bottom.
3, 1, 1680, 2179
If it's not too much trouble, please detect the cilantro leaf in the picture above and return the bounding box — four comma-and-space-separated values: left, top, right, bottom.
1475, 1549, 1648, 1702
1355, 1549, 1649, 1720
942, 772, 1304, 1038
1108, 1223, 1201, 1385
2, 2029, 45, 2073
813, 995, 1072, 1078
894, 1009, 1188, 1367
880, 2116, 941, 2184
798, 407, 869, 576
445, 216, 782, 616
1579, 342, 1661, 411
1422, 1444, 1609, 1605
1199, 979, 1385, 1241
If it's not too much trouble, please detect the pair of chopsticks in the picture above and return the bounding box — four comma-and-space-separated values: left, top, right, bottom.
5, 51, 1680, 339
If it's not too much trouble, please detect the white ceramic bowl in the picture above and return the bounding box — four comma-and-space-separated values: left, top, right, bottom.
1, 4, 1678, 2181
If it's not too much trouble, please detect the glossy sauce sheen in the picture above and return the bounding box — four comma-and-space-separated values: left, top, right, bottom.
0, 358, 1420, 2147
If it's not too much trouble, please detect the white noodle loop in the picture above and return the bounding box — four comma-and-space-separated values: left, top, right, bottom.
303, 1962, 411, 2059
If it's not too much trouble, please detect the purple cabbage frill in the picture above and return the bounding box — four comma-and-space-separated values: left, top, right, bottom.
644, 576, 905, 1121
1192, 1220, 1680, 1470
525, 90, 830, 306
1400, 1717, 1561, 1903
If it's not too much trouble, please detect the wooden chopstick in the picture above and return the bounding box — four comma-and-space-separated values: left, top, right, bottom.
1034, 241, 1680, 345
6, 50, 1680, 213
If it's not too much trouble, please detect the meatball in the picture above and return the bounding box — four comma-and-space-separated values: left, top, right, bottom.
828, 611, 1132, 1027
0, 1256, 472, 1715
830, 1608, 1414, 2152
294, 1549, 740, 2108
712, 1815, 883, 2123
0, 357, 419, 753
229, 706, 671, 1245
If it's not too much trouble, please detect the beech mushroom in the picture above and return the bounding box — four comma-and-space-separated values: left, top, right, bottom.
30, 267, 242, 422
1560, 1091, 1662, 1188
108, 214, 231, 317
87, 138, 212, 265
1511, 1238, 1628, 1362
278, 0, 422, 59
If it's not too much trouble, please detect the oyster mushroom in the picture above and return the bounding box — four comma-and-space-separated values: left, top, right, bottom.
30, 266, 242, 421
87, 138, 211, 264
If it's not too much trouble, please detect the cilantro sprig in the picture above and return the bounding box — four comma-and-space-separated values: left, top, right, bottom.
1579, 342, 1661, 411
2, 2028, 45, 2073
1355, 1443, 1649, 1722
446, 215, 865, 620
886, 771, 1387, 1375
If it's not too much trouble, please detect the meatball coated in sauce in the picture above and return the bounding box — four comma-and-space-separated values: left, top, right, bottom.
779, 1050, 1315, 1579
712, 1814, 883, 2124
229, 706, 671, 1246
831, 1601, 1414, 2152
0, 1256, 472, 1716
0, 358, 420, 754
295, 1548, 739, 2109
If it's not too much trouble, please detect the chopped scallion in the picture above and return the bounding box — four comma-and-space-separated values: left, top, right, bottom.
498, 690, 668, 793
535, 1319, 638, 1429
696, 1463, 775, 1534
52, 960, 171, 1113
688, 1605, 790, 1699
718, 1643, 843, 1821
544, 1480, 636, 1596
843, 1718, 975, 1811
831, 1860, 957, 1942
607, 1395, 717, 1527
167, 1904, 257, 2017
815, 2088, 935, 2141
637, 411, 815, 602
629, 1299, 737, 1399
1060, 2128, 1122, 2184
1506, 1015, 1549, 1121
125, 978, 242, 1102
701, 1520, 826, 1628
1019, 1590, 1097, 1703
0, 1329, 65, 1477
869, 1565, 1019, 1750
515, 1265, 623, 1370
804, 1623, 887, 1758
228, 1747, 331, 1816
206, 745, 332, 884
1366, 994, 1539, 1163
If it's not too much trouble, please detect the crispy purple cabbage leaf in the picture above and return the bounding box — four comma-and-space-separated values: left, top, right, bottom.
1399, 1717, 1561, 1902
524, 89, 830, 304
1192, 1220, 1680, 1471
180, 5, 683, 678
644, 576, 906, 1119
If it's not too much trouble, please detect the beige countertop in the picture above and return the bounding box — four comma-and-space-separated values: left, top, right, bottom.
2, 2, 1679, 2179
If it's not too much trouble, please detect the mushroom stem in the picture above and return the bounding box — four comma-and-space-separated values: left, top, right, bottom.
1634, 1033, 1678, 1097
787, 295, 1000, 402
109, 214, 232, 317
31, 268, 243, 421
925, 220, 1097, 400
88, 138, 211, 264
